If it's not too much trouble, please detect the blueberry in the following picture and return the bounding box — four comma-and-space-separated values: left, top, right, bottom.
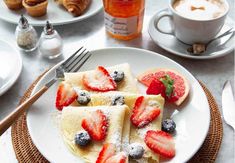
76, 90, 91, 105
111, 95, 125, 106
75, 131, 91, 146
162, 119, 176, 133
110, 71, 125, 82
128, 143, 144, 159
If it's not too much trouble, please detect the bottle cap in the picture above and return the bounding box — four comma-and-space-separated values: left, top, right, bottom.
19, 15, 29, 29
44, 21, 54, 35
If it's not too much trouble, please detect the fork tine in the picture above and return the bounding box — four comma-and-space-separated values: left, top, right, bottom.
71, 52, 92, 72
61, 47, 83, 67
67, 51, 90, 72
65, 49, 87, 72
64, 48, 87, 70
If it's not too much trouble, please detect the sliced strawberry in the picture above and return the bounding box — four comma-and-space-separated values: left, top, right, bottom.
144, 130, 175, 159
106, 152, 127, 163
82, 110, 108, 141
83, 66, 117, 92
131, 96, 161, 128
55, 82, 78, 111
96, 143, 116, 163
146, 79, 166, 99
146, 79, 179, 103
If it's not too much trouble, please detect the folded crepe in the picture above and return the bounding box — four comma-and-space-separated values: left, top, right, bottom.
71, 92, 165, 162
60, 105, 130, 162
64, 63, 139, 94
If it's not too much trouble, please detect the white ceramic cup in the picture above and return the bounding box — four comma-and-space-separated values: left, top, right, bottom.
154, 0, 229, 45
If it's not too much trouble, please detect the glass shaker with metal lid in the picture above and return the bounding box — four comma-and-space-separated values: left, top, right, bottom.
39, 21, 63, 59
15, 15, 38, 52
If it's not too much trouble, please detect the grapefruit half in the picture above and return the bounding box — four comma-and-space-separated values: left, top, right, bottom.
137, 68, 190, 106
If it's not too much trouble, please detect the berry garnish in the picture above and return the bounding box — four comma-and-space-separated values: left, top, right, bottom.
110, 70, 125, 82
81, 110, 108, 141
74, 130, 91, 147
131, 96, 161, 128
75, 89, 91, 105
144, 130, 175, 158
83, 66, 117, 92
146, 79, 166, 98
111, 95, 125, 106
128, 143, 144, 159
138, 68, 190, 106
146, 77, 179, 103
96, 143, 127, 163
55, 82, 78, 110
106, 152, 127, 163
96, 143, 116, 163
162, 119, 176, 134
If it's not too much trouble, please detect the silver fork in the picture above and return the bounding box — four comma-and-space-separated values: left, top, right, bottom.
0, 47, 92, 136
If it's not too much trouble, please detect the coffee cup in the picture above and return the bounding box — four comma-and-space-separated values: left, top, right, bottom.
154, 0, 229, 45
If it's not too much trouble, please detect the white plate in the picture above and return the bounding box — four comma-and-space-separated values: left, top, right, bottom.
27, 47, 210, 163
0, 37, 22, 96
0, 0, 102, 26
148, 9, 235, 60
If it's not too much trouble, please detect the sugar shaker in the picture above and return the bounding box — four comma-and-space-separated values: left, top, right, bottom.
39, 21, 63, 59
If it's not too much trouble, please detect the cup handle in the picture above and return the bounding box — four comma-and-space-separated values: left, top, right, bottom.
154, 10, 174, 35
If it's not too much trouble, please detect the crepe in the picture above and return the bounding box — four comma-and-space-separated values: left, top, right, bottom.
60, 105, 130, 162
64, 63, 139, 93
71, 92, 165, 162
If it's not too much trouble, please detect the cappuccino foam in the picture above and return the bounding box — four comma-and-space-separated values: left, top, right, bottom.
173, 0, 227, 20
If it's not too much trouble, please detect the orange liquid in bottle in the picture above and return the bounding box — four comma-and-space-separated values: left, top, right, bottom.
103, 0, 145, 40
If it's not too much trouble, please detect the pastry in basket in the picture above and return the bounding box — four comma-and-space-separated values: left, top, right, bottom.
3, 0, 23, 10
22, 0, 48, 17
71, 91, 171, 162
60, 105, 130, 162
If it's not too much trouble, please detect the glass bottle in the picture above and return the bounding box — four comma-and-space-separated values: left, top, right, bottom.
103, 0, 145, 40
15, 15, 38, 52
39, 21, 63, 59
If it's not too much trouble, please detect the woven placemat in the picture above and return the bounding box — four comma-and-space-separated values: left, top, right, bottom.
11, 72, 223, 163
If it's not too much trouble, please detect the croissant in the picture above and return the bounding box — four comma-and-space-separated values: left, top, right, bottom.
63, 0, 91, 16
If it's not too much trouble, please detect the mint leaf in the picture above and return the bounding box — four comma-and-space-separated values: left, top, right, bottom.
160, 75, 174, 98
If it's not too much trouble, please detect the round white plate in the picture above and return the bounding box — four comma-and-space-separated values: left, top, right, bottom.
0, 37, 22, 96
27, 47, 210, 163
148, 9, 235, 59
0, 0, 102, 26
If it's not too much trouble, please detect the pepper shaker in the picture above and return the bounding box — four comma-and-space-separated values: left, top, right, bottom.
39, 21, 63, 59
15, 15, 38, 52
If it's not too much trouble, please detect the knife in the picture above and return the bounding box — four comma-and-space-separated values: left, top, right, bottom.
222, 80, 235, 129
222, 80, 235, 163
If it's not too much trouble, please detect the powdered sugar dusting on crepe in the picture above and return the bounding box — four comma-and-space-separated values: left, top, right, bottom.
136, 124, 153, 139
109, 129, 122, 151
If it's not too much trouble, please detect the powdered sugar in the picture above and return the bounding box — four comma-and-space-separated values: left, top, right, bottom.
136, 124, 153, 139
101, 108, 111, 118
121, 136, 130, 153
148, 100, 160, 107
109, 129, 122, 151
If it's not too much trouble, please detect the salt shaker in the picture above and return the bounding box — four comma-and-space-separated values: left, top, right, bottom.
15, 15, 38, 52
39, 21, 63, 59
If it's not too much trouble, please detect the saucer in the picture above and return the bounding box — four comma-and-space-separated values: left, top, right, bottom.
148, 9, 235, 59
